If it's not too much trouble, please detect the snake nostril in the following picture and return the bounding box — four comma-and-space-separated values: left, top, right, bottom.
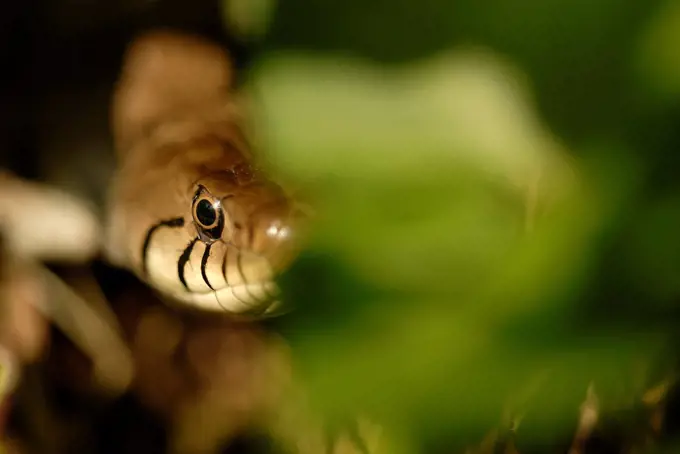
249, 208, 306, 273
264, 222, 292, 243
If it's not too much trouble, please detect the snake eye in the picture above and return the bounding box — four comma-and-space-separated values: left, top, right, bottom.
192, 187, 224, 241
195, 198, 218, 228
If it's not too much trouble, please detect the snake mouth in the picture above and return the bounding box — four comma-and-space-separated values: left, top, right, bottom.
141, 221, 290, 317
168, 281, 285, 317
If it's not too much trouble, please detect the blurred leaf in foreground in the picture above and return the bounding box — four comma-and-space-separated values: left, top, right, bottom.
635, 0, 680, 101
221, 0, 277, 41
247, 49, 669, 450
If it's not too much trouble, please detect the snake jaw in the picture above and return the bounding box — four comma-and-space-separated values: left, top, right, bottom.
170, 282, 284, 317
140, 219, 289, 316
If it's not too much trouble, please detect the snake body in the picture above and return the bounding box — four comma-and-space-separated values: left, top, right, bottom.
104, 31, 302, 317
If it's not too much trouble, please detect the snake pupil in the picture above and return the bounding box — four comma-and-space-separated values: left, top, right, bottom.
196, 199, 217, 227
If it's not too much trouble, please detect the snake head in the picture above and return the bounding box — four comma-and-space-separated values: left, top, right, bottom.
107, 144, 307, 317
106, 30, 307, 317
171, 161, 307, 316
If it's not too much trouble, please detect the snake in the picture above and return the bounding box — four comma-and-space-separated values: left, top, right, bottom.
103, 30, 304, 318
0, 28, 383, 454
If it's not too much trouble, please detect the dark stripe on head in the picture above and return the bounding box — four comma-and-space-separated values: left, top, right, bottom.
142, 217, 185, 276
221, 246, 251, 307
178, 238, 198, 291
236, 250, 266, 307
200, 243, 214, 290
221, 247, 230, 285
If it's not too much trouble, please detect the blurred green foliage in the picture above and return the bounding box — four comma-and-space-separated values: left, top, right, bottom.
231, 0, 680, 451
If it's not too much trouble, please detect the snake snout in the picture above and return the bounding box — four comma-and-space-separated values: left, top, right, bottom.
241, 200, 306, 274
